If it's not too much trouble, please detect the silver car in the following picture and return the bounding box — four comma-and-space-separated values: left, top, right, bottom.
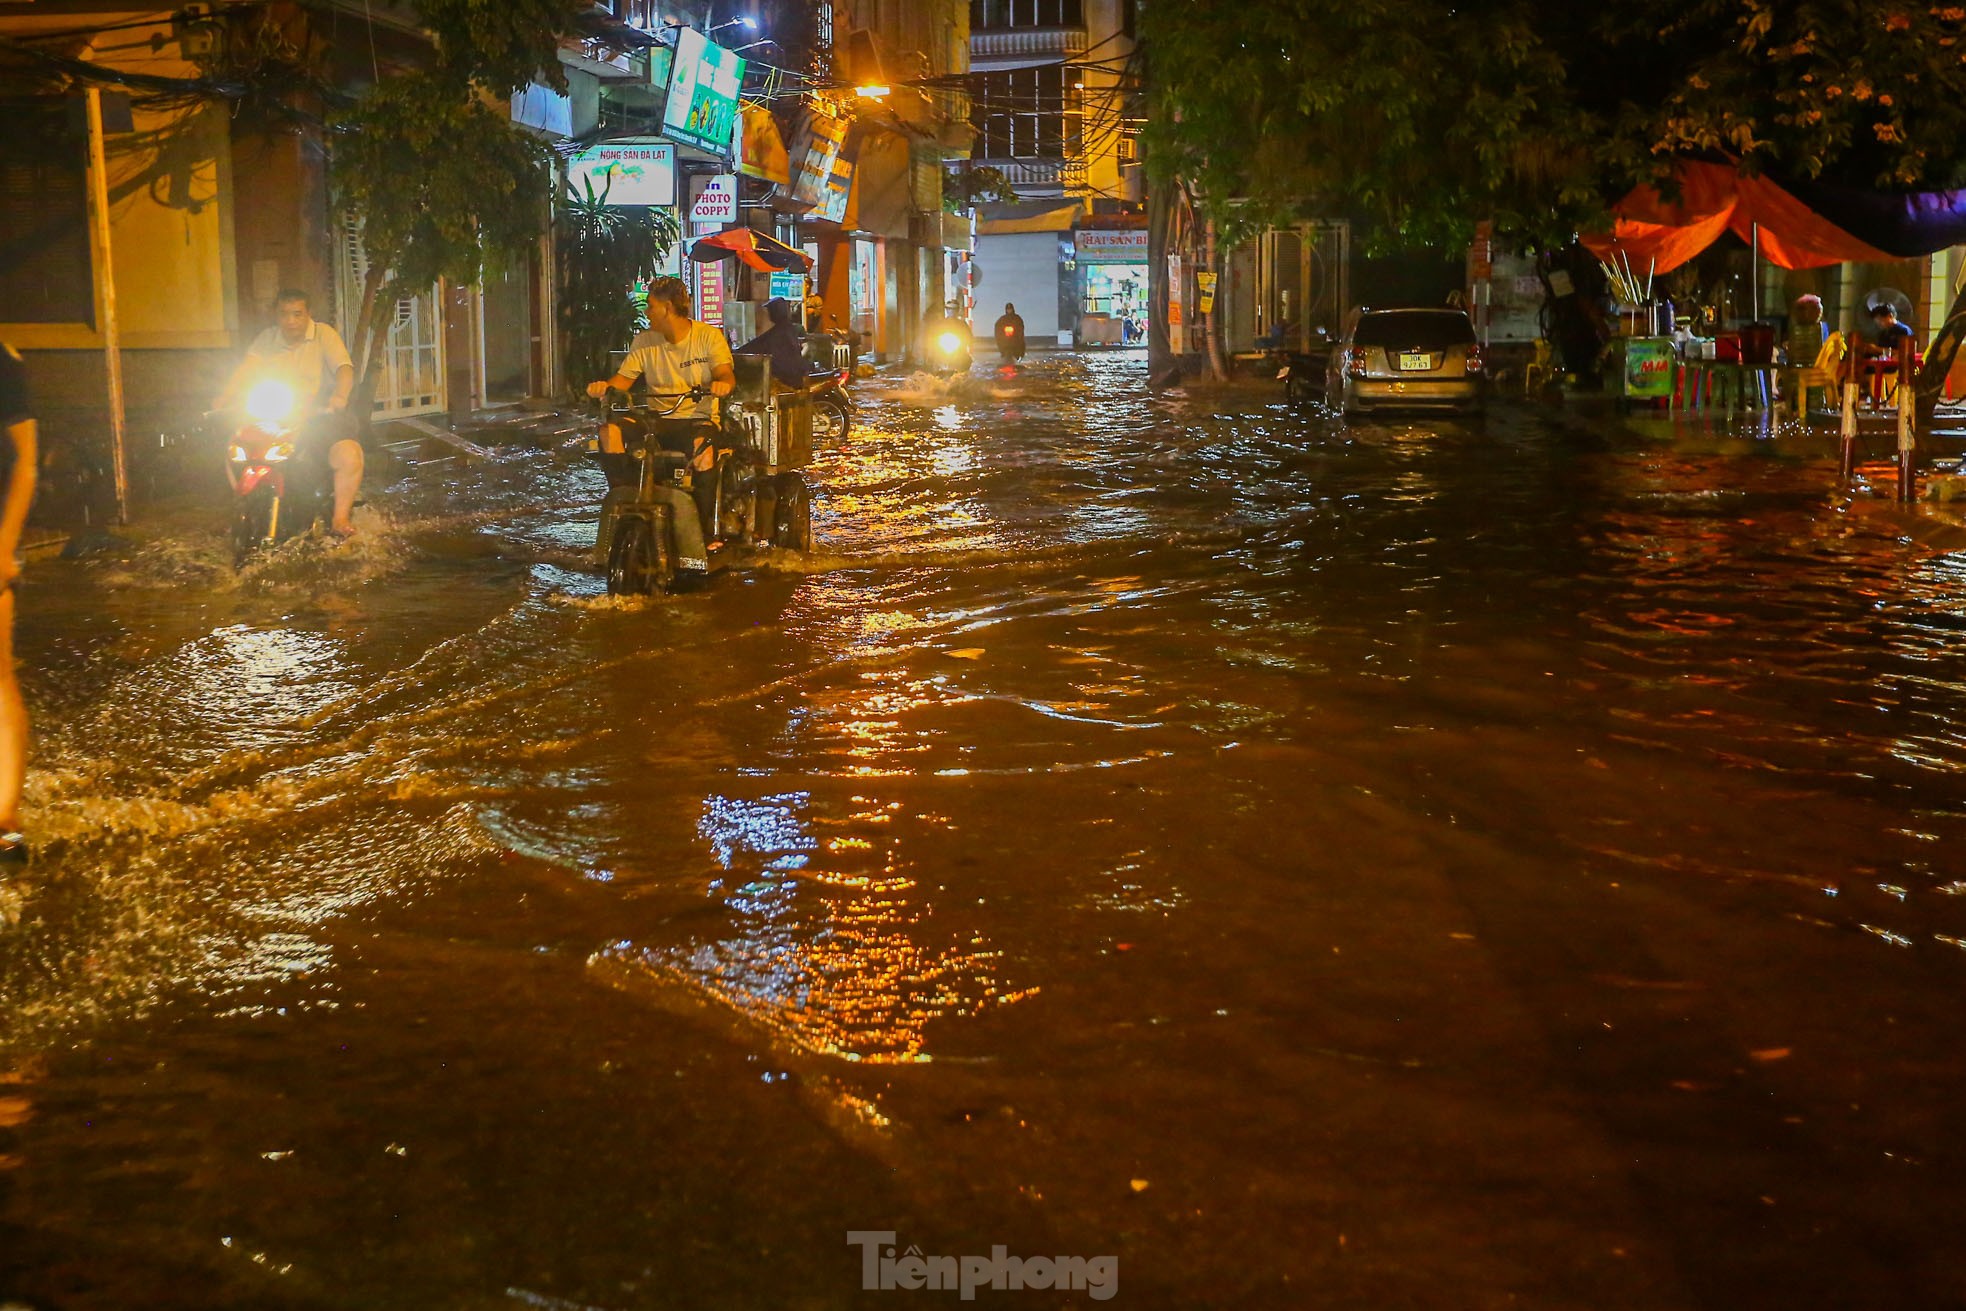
1325, 307, 1486, 417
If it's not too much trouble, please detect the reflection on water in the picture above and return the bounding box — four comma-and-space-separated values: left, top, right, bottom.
5, 353, 1966, 1306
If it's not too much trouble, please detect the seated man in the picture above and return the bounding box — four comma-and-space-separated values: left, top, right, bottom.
586, 276, 735, 560
1852, 299, 1919, 405
213, 289, 362, 536
736, 298, 809, 391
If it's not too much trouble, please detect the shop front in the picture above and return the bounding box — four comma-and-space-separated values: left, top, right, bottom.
1074, 227, 1149, 348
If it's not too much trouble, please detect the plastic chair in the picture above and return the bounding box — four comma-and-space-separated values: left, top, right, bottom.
1788, 333, 1845, 414
1523, 339, 1553, 395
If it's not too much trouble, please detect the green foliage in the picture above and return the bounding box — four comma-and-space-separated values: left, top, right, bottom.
331, 75, 552, 307
1599, 2, 1966, 189
1142, 1, 1966, 252
557, 175, 680, 388
944, 165, 1019, 213
412, 0, 589, 95
1140, 2, 1594, 252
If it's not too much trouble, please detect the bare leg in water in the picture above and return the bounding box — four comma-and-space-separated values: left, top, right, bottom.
328, 438, 364, 535
0, 588, 26, 853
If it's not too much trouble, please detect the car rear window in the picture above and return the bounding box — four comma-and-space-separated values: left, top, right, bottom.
1354, 311, 1476, 348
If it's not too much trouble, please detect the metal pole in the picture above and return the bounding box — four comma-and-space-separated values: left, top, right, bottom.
1897, 365, 1916, 501
85, 86, 130, 525
1841, 378, 1859, 483
1751, 222, 1759, 322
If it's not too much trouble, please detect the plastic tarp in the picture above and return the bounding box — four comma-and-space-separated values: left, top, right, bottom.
1584, 161, 1895, 274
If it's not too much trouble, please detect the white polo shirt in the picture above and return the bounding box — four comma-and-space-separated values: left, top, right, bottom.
619, 320, 732, 421
245, 320, 354, 410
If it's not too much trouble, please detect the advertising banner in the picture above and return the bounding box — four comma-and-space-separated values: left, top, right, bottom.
738, 102, 791, 184
1074, 230, 1149, 264
790, 107, 851, 212
697, 261, 725, 326
1167, 255, 1186, 345
568, 140, 676, 207
663, 28, 745, 155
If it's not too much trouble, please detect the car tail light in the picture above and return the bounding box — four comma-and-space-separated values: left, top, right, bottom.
1347, 346, 1368, 377
1465, 344, 1485, 375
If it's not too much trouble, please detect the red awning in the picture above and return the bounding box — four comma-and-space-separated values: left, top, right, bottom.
1584, 161, 1896, 274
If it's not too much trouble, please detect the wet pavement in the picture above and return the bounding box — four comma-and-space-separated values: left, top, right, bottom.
4, 353, 1966, 1309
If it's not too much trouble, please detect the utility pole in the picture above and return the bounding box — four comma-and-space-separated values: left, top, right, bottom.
84, 86, 130, 526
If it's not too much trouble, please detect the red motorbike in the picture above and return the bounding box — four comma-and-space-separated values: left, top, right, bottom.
223, 381, 332, 564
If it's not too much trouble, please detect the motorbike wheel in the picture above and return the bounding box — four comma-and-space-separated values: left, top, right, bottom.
606, 514, 668, 596
771, 474, 812, 553
814, 392, 852, 442
232, 486, 277, 566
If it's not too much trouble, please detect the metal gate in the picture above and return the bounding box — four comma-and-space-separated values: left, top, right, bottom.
1256, 221, 1349, 351
334, 220, 446, 418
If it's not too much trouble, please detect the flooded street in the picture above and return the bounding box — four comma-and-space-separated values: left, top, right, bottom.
4, 353, 1966, 1308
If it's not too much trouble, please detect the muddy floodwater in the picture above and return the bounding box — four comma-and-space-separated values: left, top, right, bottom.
4, 355, 1966, 1309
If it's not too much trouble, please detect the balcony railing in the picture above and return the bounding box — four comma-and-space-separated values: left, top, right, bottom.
972, 156, 1086, 193
970, 26, 1088, 64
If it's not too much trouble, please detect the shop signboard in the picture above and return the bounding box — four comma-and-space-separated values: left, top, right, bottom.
817, 154, 852, 224
769, 271, 807, 302
568, 140, 676, 207
790, 108, 849, 210
690, 174, 739, 226
662, 28, 745, 156
697, 261, 726, 326
1075, 230, 1149, 264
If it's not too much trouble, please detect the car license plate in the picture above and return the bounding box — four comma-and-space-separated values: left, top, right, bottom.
1399, 351, 1432, 370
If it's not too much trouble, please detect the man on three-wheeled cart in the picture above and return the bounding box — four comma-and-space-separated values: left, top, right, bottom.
586, 275, 815, 595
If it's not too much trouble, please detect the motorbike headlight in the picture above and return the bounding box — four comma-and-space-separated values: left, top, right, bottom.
265, 443, 295, 462
937, 331, 964, 355
228, 444, 250, 463
245, 380, 297, 426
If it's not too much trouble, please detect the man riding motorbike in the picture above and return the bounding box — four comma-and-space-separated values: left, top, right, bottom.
994, 302, 1027, 363
213, 289, 363, 537
586, 276, 736, 557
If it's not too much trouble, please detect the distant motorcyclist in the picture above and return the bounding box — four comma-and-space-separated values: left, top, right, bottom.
994, 302, 1027, 363
213, 289, 363, 537
736, 298, 809, 390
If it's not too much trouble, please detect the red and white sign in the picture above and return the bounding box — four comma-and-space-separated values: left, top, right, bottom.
697, 262, 725, 326
690, 174, 738, 226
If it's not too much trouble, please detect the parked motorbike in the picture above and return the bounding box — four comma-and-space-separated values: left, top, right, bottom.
222, 381, 336, 564
593, 356, 815, 597
803, 328, 855, 440
808, 367, 854, 441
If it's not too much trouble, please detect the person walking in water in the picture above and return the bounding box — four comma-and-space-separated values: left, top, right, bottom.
0, 341, 39, 863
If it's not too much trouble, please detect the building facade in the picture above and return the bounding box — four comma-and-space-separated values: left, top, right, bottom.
967, 0, 1142, 348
